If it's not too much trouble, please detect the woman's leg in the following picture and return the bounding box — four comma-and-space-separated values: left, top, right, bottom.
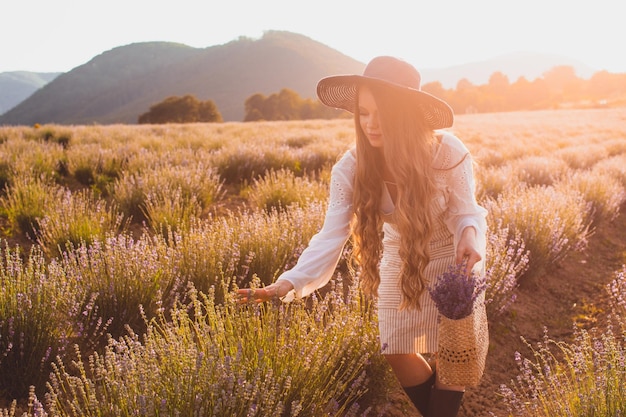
385, 353, 435, 416
427, 368, 465, 417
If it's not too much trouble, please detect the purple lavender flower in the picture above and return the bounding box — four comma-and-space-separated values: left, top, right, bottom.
429, 262, 486, 319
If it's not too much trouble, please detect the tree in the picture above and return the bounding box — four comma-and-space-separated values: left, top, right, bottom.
243, 88, 345, 121
138, 94, 223, 124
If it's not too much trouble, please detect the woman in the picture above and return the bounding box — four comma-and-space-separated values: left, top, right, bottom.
238, 56, 487, 417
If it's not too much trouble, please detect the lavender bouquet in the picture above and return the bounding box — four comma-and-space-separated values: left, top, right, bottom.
429, 262, 487, 320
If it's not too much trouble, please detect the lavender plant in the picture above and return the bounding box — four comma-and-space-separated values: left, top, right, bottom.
429, 262, 487, 320
0, 241, 73, 399
512, 155, 570, 187
0, 175, 61, 238
557, 170, 626, 226
484, 185, 591, 281
35, 188, 126, 257
46, 279, 381, 416
242, 167, 329, 212
56, 233, 181, 345
501, 268, 626, 416
164, 202, 326, 295
484, 221, 530, 318
143, 186, 202, 235
501, 325, 626, 416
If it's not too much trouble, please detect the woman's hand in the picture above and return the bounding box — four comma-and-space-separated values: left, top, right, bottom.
456, 226, 482, 274
236, 280, 295, 303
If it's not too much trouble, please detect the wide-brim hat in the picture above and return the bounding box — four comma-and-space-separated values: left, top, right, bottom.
317, 56, 453, 129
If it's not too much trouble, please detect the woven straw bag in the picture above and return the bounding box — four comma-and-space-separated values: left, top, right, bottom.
437, 297, 489, 387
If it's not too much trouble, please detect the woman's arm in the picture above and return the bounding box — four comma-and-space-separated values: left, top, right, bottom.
238, 149, 356, 303
439, 135, 488, 274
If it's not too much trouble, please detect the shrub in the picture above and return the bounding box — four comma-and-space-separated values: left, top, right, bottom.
36, 189, 126, 257
46, 280, 380, 416
475, 164, 518, 202
484, 221, 530, 318
512, 156, 570, 187
111, 161, 223, 224
143, 187, 202, 236
165, 202, 327, 296
485, 185, 591, 281
243, 168, 329, 212
591, 154, 626, 187
556, 170, 626, 227
0, 175, 61, 239
500, 268, 626, 417
556, 144, 609, 170
0, 242, 73, 399
57, 234, 181, 344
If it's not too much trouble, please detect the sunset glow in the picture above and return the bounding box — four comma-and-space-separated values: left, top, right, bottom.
2, 0, 625, 74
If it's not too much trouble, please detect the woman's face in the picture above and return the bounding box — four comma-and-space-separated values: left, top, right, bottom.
358, 86, 384, 148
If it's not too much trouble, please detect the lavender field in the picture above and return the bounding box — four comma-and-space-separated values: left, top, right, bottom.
1, 108, 625, 416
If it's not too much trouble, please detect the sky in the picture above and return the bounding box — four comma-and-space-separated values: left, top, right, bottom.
2, 0, 626, 75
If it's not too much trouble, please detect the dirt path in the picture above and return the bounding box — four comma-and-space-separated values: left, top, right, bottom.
460, 205, 626, 417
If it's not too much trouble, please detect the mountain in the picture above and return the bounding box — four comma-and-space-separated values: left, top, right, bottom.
0, 71, 61, 115
420, 51, 597, 89
0, 32, 365, 125
0, 31, 604, 125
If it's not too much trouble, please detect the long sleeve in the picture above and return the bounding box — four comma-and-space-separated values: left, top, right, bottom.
435, 133, 488, 272
276, 149, 356, 298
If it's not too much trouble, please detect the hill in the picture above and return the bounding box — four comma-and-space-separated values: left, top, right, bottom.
0, 32, 364, 125
0, 31, 604, 126
0, 71, 61, 115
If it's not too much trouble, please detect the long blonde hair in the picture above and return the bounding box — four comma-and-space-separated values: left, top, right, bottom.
351, 84, 438, 310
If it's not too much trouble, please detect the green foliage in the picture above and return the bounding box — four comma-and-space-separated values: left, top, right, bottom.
244, 88, 346, 121
501, 294, 626, 416
243, 168, 329, 212
35, 188, 126, 257
0, 242, 73, 399
485, 185, 591, 281
138, 94, 223, 124
58, 234, 179, 345
0, 175, 61, 238
557, 170, 626, 227
47, 280, 380, 417
164, 203, 326, 295
484, 220, 530, 318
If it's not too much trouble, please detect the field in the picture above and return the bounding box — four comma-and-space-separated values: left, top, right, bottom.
1, 108, 625, 416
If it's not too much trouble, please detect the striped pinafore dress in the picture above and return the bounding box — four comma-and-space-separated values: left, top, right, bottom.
377, 185, 454, 355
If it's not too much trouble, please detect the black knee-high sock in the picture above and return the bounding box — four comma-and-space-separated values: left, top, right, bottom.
403, 372, 436, 416
428, 386, 464, 417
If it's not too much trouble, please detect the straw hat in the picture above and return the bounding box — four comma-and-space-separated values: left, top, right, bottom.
317, 56, 453, 129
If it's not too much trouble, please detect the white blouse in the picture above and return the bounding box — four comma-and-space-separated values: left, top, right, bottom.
276, 132, 488, 300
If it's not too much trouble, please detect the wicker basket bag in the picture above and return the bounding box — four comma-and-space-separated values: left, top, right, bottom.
437, 297, 488, 386
429, 263, 489, 387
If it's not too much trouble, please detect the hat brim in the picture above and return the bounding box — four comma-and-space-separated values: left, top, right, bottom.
317, 74, 454, 129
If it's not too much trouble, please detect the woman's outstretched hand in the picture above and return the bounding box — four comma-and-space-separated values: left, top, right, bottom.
236, 280, 295, 303
456, 226, 482, 274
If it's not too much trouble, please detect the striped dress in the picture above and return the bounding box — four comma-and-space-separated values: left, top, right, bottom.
378, 190, 455, 354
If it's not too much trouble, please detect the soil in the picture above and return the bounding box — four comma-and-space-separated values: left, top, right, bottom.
378, 204, 626, 417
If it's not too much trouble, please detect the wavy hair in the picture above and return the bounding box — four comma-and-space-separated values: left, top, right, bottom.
351, 84, 438, 310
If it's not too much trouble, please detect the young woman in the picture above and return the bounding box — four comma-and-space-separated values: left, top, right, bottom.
238, 56, 487, 417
